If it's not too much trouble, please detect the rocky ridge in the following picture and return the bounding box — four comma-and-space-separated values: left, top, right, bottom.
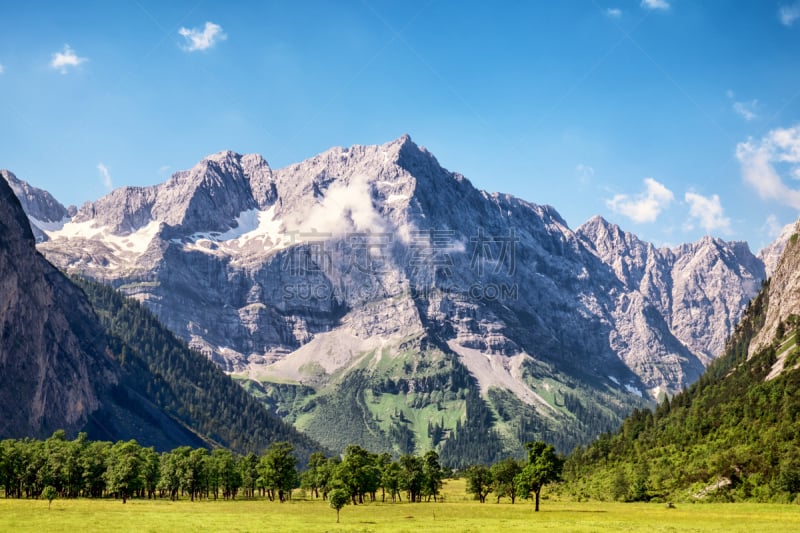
4, 136, 776, 454
750, 221, 800, 357
0, 175, 200, 444
1, 170, 71, 242
0, 175, 321, 456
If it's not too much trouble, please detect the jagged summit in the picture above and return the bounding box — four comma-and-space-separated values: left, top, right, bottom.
758, 219, 797, 277
750, 221, 800, 356
0, 176, 37, 248
1, 169, 70, 242
4, 136, 780, 456
577, 215, 647, 250
201, 149, 245, 164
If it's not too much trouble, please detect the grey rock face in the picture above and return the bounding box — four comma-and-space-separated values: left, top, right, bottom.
71, 151, 274, 235
0, 175, 300, 452
758, 222, 796, 278
577, 218, 765, 395
0, 177, 111, 438
20, 137, 768, 403
1, 169, 70, 242
750, 220, 800, 356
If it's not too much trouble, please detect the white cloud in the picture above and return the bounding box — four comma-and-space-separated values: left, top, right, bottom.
736, 124, 800, 208
779, 3, 800, 26
762, 215, 785, 239
606, 8, 622, 18
0, 64, 4, 74
641, 0, 670, 10
606, 178, 675, 223
294, 174, 385, 236
732, 100, 758, 121
178, 22, 227, 52
50, 44, 87, 74
97, 163, 113, 189
576, 164, 595, 184
684, 192, 731, 233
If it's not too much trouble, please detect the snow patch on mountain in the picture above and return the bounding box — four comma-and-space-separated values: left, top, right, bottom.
181, 206, 289, 256
385, 194, 410, 204
9, 137, 777, 406
47, 219, 162, 259
624, 384, 643, 397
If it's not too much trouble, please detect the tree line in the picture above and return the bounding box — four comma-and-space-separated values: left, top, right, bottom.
0, 430, 562, 511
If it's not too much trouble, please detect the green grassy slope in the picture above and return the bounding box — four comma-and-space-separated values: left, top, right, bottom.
238, 336, 643, 467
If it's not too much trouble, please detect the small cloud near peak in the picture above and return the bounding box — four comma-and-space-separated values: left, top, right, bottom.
179, 22, 227, 52
97, 163, 113, 189
50, 44, 87, 74
641, 0, 670, 11
606, 177, 675, 223
779, 3, 800, 26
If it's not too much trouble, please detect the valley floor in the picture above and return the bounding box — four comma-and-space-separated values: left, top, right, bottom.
2, 480, 798, 532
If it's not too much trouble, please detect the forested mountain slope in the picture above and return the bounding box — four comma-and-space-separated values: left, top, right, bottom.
76, 277, 322, 459
0, 176, 320, 458
565, 227, 800, 501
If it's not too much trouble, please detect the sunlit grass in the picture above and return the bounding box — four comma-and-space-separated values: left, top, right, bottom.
2, 479, 798, 532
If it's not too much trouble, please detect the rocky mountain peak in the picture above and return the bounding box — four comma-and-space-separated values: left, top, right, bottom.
577, 216, 647, 251
201, 149, 242, 165
750, 222, 800, 356
1, 169, 69, 223
2, 169, 70, 242
68, 150, 277, 236
576, 215, 654, 291
0, 176, 37, 248
758, 220, 797, 277
393, 134, 451, 182
7, 137, 779, 455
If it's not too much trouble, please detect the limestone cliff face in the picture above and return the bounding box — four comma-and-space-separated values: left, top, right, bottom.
25, 136, 767, 403
758, 221, 796, 278
750, 222, 800, 357
1, 171, 323, 455
0, 177, 112, 438
576, 218, 764, 395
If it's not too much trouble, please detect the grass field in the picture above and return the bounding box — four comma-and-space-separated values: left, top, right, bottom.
2, 479, 799, 532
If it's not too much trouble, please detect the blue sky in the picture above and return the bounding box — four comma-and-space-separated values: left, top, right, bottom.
2, 1, 800, 251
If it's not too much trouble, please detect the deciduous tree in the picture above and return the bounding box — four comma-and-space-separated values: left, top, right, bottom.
514, 441, 563, 511
465, 464, 493, 503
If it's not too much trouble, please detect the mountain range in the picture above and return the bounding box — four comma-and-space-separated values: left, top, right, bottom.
565, 219, 800, 501
0, 175, 318, 457
2, 136, 790, 460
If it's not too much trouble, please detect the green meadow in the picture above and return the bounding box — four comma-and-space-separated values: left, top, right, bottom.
2, 479, 798, 533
